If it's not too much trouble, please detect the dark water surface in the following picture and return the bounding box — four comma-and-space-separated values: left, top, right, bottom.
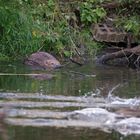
0, 61, 140, 97
0, 61, 140, 140
8, 126, 140, 140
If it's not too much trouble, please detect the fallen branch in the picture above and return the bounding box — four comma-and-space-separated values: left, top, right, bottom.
97, 45, 140, 66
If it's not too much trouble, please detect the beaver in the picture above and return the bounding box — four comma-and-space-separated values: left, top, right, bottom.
24, 52, 61, 70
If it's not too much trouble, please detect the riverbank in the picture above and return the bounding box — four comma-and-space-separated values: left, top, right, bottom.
0, 0, 140, 61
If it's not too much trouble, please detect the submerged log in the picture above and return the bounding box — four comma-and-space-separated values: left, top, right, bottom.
97, 45, 140, 68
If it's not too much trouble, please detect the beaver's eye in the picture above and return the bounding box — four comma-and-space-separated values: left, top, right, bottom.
50, 62, 54, 65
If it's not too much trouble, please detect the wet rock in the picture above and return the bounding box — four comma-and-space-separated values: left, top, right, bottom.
92, 24, 127, 43
24, 52, 61, 70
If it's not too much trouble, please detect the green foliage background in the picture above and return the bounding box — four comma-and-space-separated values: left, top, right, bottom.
0, 0, 140, 60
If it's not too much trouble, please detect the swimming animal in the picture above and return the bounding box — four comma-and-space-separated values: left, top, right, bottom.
24, 52, 61, 70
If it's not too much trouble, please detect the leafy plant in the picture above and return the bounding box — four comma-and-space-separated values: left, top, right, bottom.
80, 0, 106, 25
116, 16, 140, 36
0, 0, 114, 60
124, 19, 140, 35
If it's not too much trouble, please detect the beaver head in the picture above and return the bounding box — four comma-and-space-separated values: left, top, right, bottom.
44, 59, 61, 69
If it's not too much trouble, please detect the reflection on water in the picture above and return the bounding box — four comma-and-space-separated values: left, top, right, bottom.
8, 126, 140, 140
0, 92, 140, 136
0, 61, 140, 139
0, 61, 140, 98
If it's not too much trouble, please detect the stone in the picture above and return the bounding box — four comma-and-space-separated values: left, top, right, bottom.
92, 24, 127, 43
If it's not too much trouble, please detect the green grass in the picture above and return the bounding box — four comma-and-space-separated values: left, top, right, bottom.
0, 0, 139, 60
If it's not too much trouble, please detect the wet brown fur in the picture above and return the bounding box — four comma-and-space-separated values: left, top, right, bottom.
24, 52, 61, 70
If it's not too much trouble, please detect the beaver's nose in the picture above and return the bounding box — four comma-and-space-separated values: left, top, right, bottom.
54, 64, 62, 69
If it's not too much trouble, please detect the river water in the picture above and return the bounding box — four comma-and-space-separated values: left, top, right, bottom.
0, 61, 140, 140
